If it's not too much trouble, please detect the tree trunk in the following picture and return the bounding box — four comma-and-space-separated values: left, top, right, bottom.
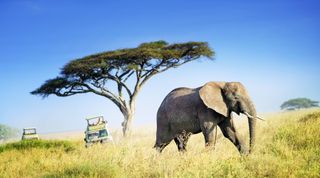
122, 112, 134, 137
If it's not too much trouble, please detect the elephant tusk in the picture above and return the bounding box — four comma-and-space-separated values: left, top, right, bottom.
244, 112, 254, 119
256, 116, 265, 121
244, 112, 265, 121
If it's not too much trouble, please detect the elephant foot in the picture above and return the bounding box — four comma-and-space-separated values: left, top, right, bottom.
154, 142, 170, 153
239, 146, 249, 155
178, 148, 187, 153
205, 142, 216, 151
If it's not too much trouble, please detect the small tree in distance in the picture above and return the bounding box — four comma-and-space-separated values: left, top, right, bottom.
0, 124, 19, 141
31, 40, 214, 136
280, 98, 319, 110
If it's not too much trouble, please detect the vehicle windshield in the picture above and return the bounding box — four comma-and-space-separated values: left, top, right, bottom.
24, 129, 36, 134
99, 129, 108, 137
88, 132, 99, 139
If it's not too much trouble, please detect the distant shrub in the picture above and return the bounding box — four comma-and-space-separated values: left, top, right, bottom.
0, 124, 19, 141
280, 98, 319, 110
299, 111, 320, 123
267, 110, 320, 177
0, 140, 75, 153
273, 111, 320, 150
44, 163, 121, 178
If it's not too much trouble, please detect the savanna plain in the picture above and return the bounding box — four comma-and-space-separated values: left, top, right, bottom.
0, 109, 319, 178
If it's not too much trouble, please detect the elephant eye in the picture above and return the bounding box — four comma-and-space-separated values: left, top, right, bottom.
234, 95, 241, 100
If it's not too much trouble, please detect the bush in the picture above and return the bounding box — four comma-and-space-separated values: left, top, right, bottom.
44, 162, 121, 178
270, 111, 320, 177
0, 124, 19, 141
0, 140, 75, 153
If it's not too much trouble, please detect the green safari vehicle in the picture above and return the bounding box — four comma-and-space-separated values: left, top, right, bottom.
84, 116, 113, 147
22, 128, 39, 140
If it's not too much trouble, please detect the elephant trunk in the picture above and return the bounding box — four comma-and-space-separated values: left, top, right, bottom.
247, 104, 257, 153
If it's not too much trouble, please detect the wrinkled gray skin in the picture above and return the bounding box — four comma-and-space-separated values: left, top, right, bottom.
154, 82, 257, 154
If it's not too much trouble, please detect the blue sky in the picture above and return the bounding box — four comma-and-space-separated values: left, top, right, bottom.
0, 0, 319, 133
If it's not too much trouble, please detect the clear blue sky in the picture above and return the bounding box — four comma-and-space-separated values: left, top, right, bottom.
1, 0, 319, 133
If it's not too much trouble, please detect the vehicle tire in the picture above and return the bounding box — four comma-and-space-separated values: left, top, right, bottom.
85, 143, 92, 148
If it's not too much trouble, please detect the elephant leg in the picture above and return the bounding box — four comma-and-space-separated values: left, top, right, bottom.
218, 118, 248, 154
174, 130, 192, 152
154, 121, 175, 153
198, 108, 221, 149
201, 123, 217, 148
174, 137, 185, 151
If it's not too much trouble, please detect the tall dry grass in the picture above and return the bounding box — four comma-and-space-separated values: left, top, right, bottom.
0, 109, 319, 178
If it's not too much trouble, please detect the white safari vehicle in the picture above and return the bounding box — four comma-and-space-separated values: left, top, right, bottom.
84, 116, 113, 147
22, 127, 39, 140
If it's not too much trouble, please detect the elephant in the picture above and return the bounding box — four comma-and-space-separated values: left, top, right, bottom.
154, 81, 261, 154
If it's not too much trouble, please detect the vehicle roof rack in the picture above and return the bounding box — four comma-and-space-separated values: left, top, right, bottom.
85, 116, 104, 120
23, 127, 37, 130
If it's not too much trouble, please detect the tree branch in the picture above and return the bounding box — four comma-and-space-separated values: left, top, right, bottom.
118, 70, 131, 79
158, 57, 196, 73
140, 59, 165, 78
129, 70, 142, 105
97, 73, 133, 97
123, 71, 135, 82
63, 82, 126, 111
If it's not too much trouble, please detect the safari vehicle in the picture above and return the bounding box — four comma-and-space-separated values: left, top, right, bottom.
22, 127, 39, 140
84, 116, 113, 147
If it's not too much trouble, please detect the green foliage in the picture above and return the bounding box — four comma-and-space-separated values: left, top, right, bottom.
44, 162, 121, 178
0, 124, 19, 141
280, 98, 319, 110
268, 111, 320, 177
31, 40, 214, 98
0, 140, 75, 153
273, 112, 320, 150
31, 77, 72, 97
299, 111, 320, 122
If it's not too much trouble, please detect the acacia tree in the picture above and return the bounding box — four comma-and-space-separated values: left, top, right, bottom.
31, 41, 214, 136
281, 98, 319, 110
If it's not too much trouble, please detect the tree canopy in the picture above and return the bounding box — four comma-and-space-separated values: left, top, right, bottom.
0, 124, 19, 141
31, 40, 214, 135
280, 98, 319, 110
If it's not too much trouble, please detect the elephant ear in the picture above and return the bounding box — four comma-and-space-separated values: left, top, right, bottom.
199, 82, 229, 117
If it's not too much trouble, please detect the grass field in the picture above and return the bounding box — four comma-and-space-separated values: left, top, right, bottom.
0, 109, 319, 178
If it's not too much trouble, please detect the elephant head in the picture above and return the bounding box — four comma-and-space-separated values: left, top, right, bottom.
199, 82, 257, 152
